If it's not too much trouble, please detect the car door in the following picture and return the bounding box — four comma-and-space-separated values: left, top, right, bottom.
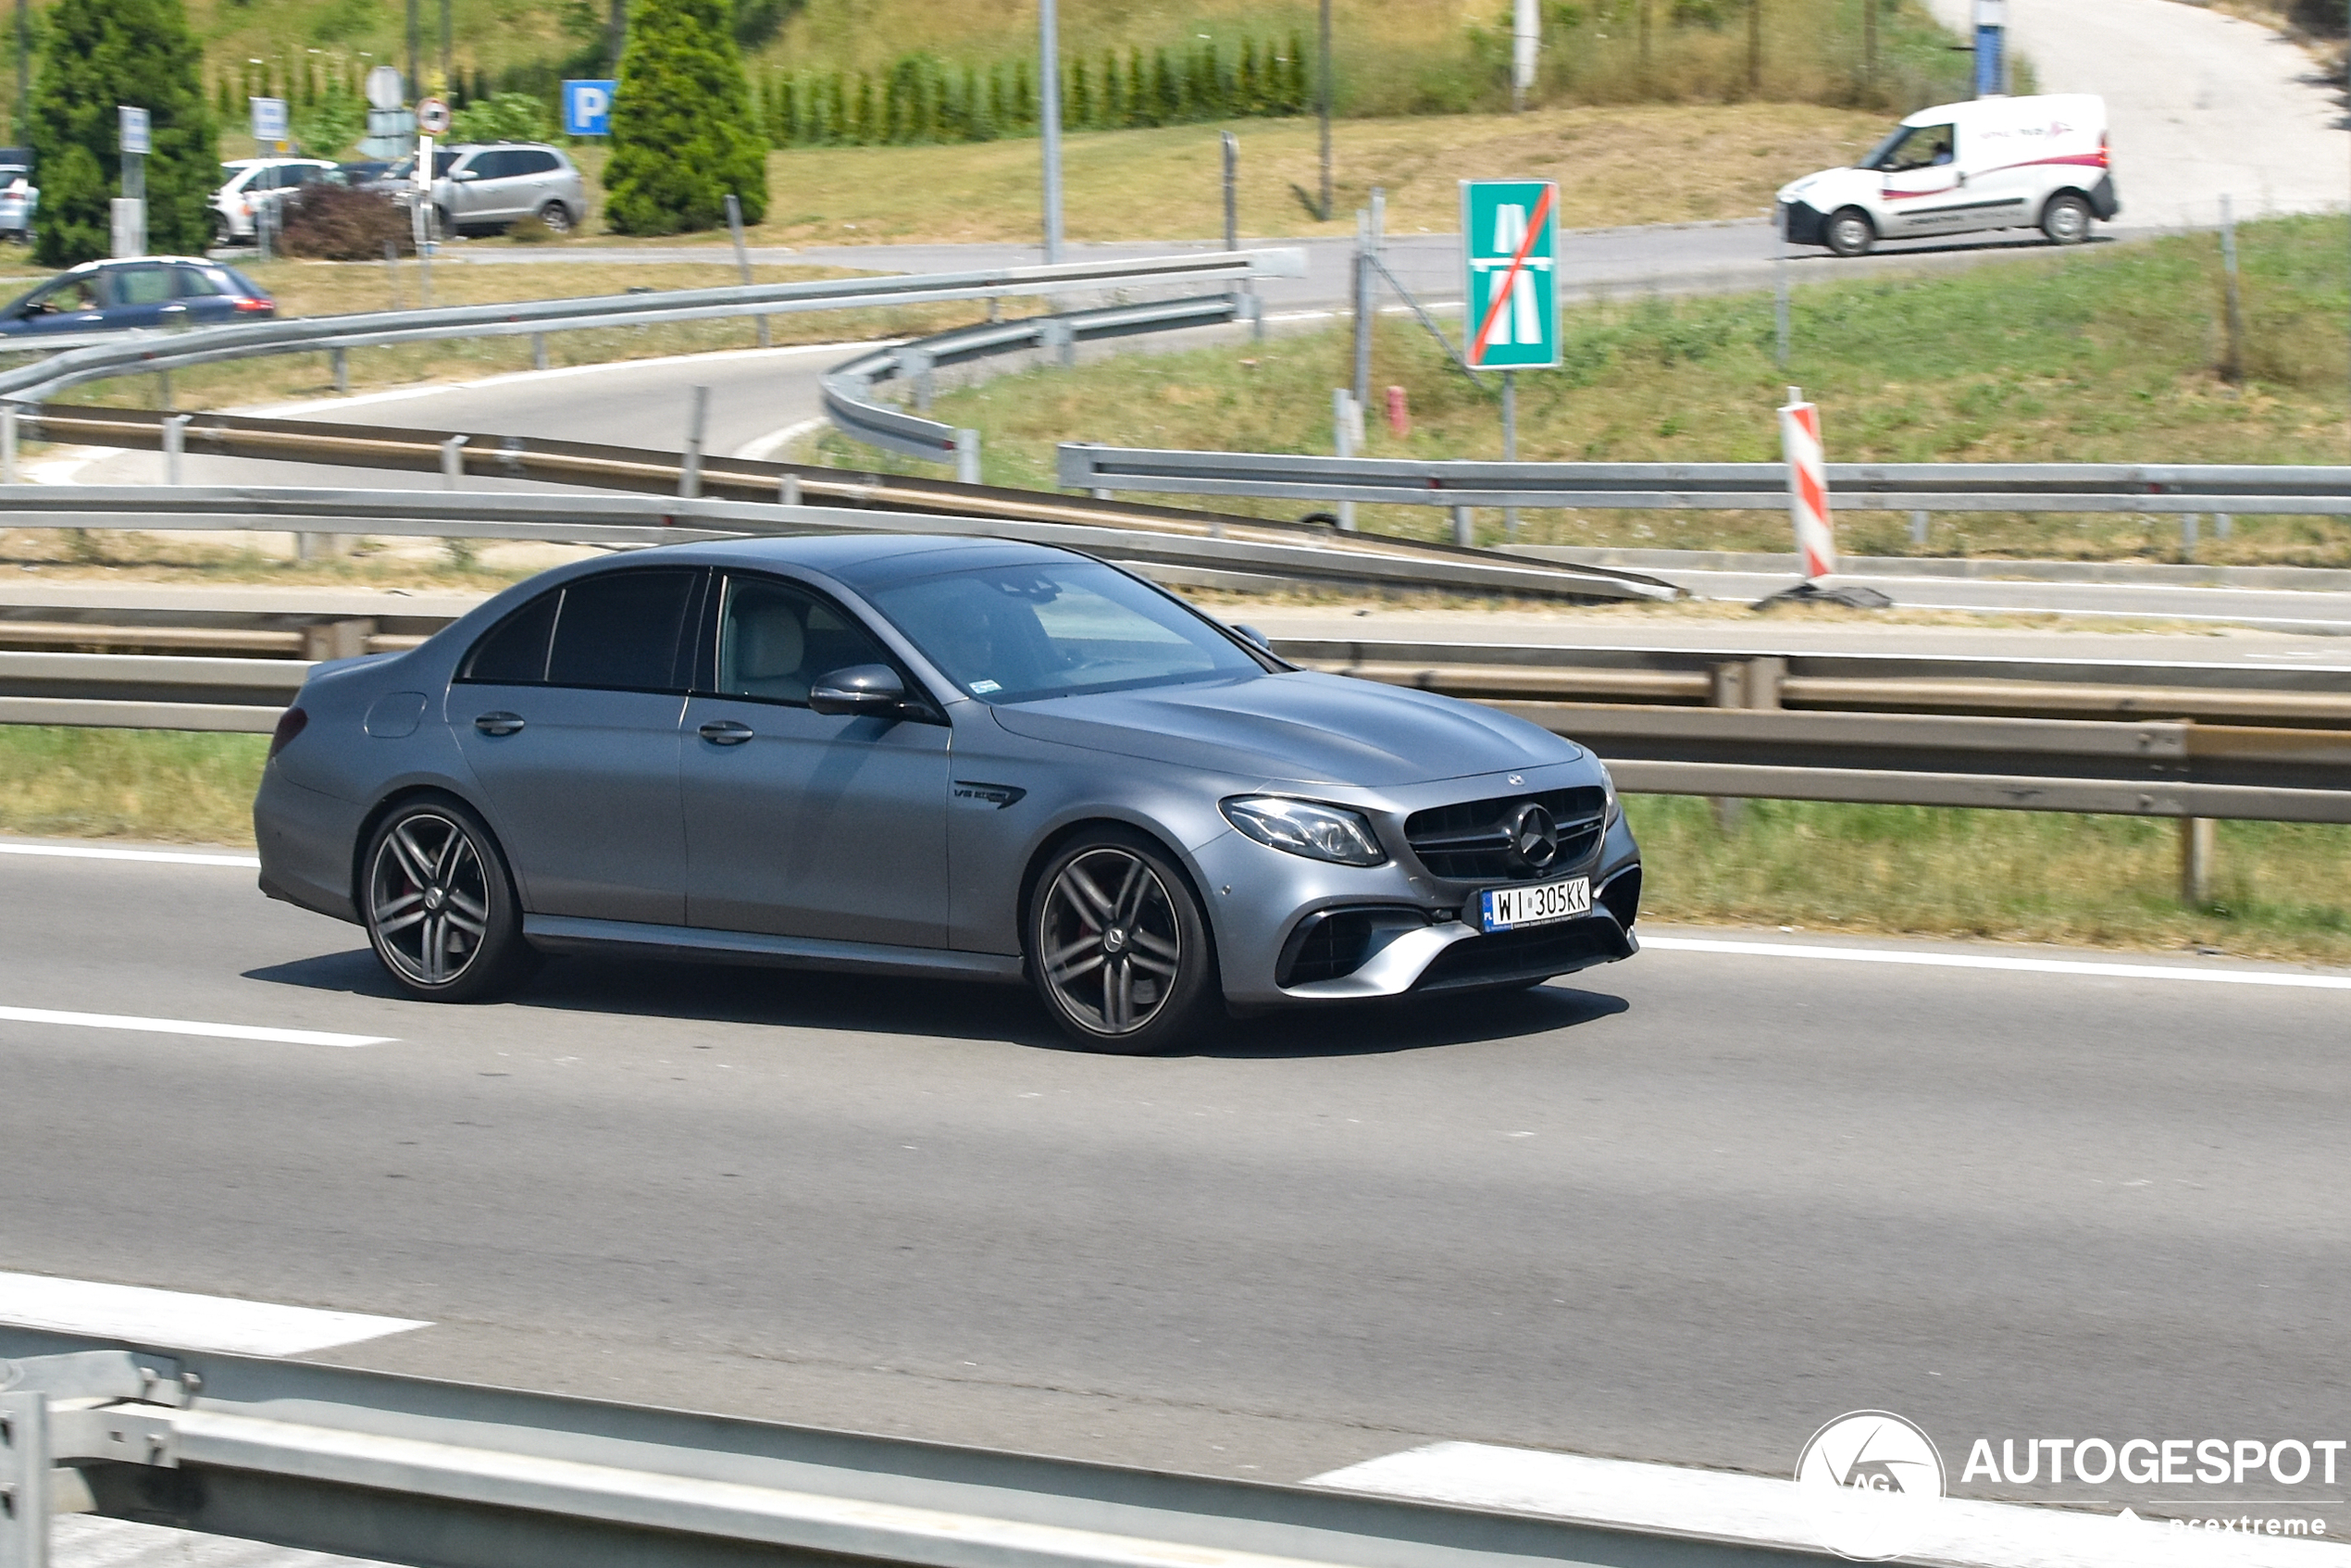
103, 263, 179, 330
680, 573, 952, 949
169, 262, 240, 325
6, 275, 106, 334
454, 150, 514, 224
507, 148, 560, 221
452, 568, 702, 925
1877, 122, 1963, 237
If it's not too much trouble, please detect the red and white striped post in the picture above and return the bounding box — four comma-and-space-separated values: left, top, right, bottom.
1778, 385, 1834, 581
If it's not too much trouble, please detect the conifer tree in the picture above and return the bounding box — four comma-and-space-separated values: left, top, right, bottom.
603, 0, 767, 233
28, 0, 215, 265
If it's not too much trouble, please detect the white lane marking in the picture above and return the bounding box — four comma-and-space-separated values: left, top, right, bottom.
1311, 1443, 2341, 1568
0, 1272, 429, 1355
732, 414, 828, 462
0, 1006, 392, 1047
1642, 935, 2351, 990
0, 841, 261, 867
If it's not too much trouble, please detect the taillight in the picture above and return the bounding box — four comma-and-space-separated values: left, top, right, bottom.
231, 296, 272, 314
268, 705, 308, 758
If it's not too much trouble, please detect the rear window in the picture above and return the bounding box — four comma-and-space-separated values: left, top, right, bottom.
460, 592, 559, 684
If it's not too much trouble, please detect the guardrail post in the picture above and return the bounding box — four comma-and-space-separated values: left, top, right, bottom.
300, 618, 376, 662
1909, 510, 1929, 549
2181, 513, 2199, 561
531, 334, 549, 373
161, 414, 191, 486
902, 346, 935, 413
778, 472, 802, 506
2180, 816, 2216, 905
156, 367, 171, 411
440, 435, 468, 489
1, 406, 16, 485
954, 429, 981, 486
1041, 317, 1075, 368
1333, 388, 1359, 532
2, 1388, 55, 1568
330, 347, 349, 395
680, 385, 710, 499
723, 193, 771, 348
2216, 512, 2233, 540
1449, 504, 1472, 546
1709, 662, 1748, 831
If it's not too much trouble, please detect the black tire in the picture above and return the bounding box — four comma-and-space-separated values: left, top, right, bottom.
2041, 192, 2092, 245
210, 212, 232, 248
361, 794, 536, 1002
536, 201, 575, 235
1824, 207, 1875, 257
430, 205, 454, 241
1026, 827, 1220, 1054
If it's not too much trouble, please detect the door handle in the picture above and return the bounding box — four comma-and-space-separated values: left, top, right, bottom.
474, 711, 526, 736
159, 304, 188, 314
698, 718, 755, 745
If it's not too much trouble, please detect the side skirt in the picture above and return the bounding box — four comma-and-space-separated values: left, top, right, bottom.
523, 915, 1026, 984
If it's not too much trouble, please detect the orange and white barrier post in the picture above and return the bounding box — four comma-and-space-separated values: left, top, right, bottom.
1779, 385, 1834, 581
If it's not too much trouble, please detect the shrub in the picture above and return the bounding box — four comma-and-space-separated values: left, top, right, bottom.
278, 183, 413, 259
449, 91, 555, 145
504, 211, 556, 243
603, 0, 767, 235
27, 0, 215, 267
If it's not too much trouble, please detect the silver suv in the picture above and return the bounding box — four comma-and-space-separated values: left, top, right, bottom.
417, 143, 586, 236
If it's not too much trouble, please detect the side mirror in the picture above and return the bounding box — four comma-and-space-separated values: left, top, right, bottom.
454, 168, 479, 181
1232, 623, 1270, 651
808, 664, 906, 718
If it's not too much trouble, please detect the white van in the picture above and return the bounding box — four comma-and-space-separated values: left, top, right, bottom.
1777, 93, 2118, 256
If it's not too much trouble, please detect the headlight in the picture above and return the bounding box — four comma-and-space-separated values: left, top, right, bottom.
1221, 796, 1387, 867
1601, 768, 1621, 824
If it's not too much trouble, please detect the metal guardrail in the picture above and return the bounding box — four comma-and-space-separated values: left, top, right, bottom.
823, 294, 1252, 472
0, 1330, 1816, 1568
0, 250, 1308, 405
8, 640, 2346, 824
10, 405, 1681, 604
1055, 446, 2351, 517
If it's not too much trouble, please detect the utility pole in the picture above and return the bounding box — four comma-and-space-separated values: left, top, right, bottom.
441, 0, 452, 93
1748, 0, 1761, 95
1511, 0, 1538, 111
608, 0, 626, 70
1039, 0, 1063, 262
13, 0, 25, 142
1863, 0, 1877, 94
1317, 0, 1332, 221
405, 0, 420, 109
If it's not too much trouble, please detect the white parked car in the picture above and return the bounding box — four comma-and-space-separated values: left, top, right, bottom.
1778, 93, 2119, 257
211, 158, 342, 246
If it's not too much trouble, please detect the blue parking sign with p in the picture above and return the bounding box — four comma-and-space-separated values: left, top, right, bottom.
563, 80, 616, 136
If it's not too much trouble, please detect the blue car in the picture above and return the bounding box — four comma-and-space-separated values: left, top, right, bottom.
0, 256, 273, 337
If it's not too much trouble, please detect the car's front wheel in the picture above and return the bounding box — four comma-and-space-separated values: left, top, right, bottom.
1027, 828, 1219, 1053
1824, 207, 1875, 257
362, 795, 535, 1002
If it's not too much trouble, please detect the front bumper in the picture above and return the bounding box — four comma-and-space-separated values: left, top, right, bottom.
1197, 787, 1644, 1006
1781, 200, 1828, 247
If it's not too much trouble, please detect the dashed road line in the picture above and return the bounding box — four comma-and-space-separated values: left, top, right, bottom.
1642, 935, 2351, 990
0, 1272, 429, 1355
0, 1005, 392, 1047
0, 841, 260, 867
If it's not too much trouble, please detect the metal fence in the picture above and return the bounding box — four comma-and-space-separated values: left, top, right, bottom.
0, 1329, 1816, 1568
0, 249, 1306, 406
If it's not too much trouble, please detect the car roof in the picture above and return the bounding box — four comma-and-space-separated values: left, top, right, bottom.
57, 255, 222, 275
620, 533, 1083, 584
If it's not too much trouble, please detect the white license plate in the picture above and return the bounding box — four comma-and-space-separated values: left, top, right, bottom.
1479, 876, 1591, 933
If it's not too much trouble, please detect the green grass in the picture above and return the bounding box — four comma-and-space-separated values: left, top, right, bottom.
869, 213, 2351, 563
6, 728, 2344, 965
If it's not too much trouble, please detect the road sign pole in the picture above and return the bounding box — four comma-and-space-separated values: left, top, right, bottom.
1039, 0, 1064, 263
1501, 370, 1518, 537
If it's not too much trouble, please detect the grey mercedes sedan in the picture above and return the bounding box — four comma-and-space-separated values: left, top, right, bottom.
255, 536, 1640, 1052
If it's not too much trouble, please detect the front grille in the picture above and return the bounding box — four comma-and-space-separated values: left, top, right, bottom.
1412, 916, 1631, 992
1404, 787, 1606, 883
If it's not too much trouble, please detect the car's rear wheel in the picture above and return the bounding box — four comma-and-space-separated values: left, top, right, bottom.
535, 201, 574, 234
1824, 207, 1875, 257
210, 212, 232, 248
1027, 829, 1218, 1054
2041, 192, 2092, 245
362, 795, 535, 1002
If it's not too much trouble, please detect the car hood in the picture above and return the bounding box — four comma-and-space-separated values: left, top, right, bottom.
986, 670, 1582, 786
1779, 166, 1873, 205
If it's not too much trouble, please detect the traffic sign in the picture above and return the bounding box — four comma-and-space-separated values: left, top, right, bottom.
118, 106, 150, 156
249, 96, 288, 143
360, 107, 417, 160
1460, 180, 1559, 370
563, 80, 615, 136
417, 96, 451, 135
365, 66, 405, 111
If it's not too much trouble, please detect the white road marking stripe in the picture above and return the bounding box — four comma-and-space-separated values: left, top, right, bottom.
0, 1006, 392, 1047
0, 841, 260, 867
0, 1272, 429, 1356
1642, 935, 2351, 990
1310, 1442, 2344, 1568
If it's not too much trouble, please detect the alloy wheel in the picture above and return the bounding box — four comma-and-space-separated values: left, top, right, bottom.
1038, 847, 1184, 1037
367, 811, 492, 988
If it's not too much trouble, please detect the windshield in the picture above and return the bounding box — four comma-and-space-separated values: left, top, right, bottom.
383, 152, 458, 180
865, 559, 1264, 704
1867, 123, 1955, 172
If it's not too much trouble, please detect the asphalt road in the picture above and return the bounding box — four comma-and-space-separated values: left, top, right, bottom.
6, 843, 2350, 1525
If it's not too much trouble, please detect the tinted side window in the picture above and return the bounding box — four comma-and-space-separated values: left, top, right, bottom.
174, 265, 228, 298
112, 266, 174, 305
469, 150, 520, 180
460, 591, 560, 684
513, 150, 560, 175
547, 570, 697, 691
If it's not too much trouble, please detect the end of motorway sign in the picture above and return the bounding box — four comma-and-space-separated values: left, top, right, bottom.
1460, 180, 1559, 370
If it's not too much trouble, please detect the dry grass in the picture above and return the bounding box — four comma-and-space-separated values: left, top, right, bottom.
1632, 797, 2351, 966
4, 726, 2340, 964
888, 214, 2351, 563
